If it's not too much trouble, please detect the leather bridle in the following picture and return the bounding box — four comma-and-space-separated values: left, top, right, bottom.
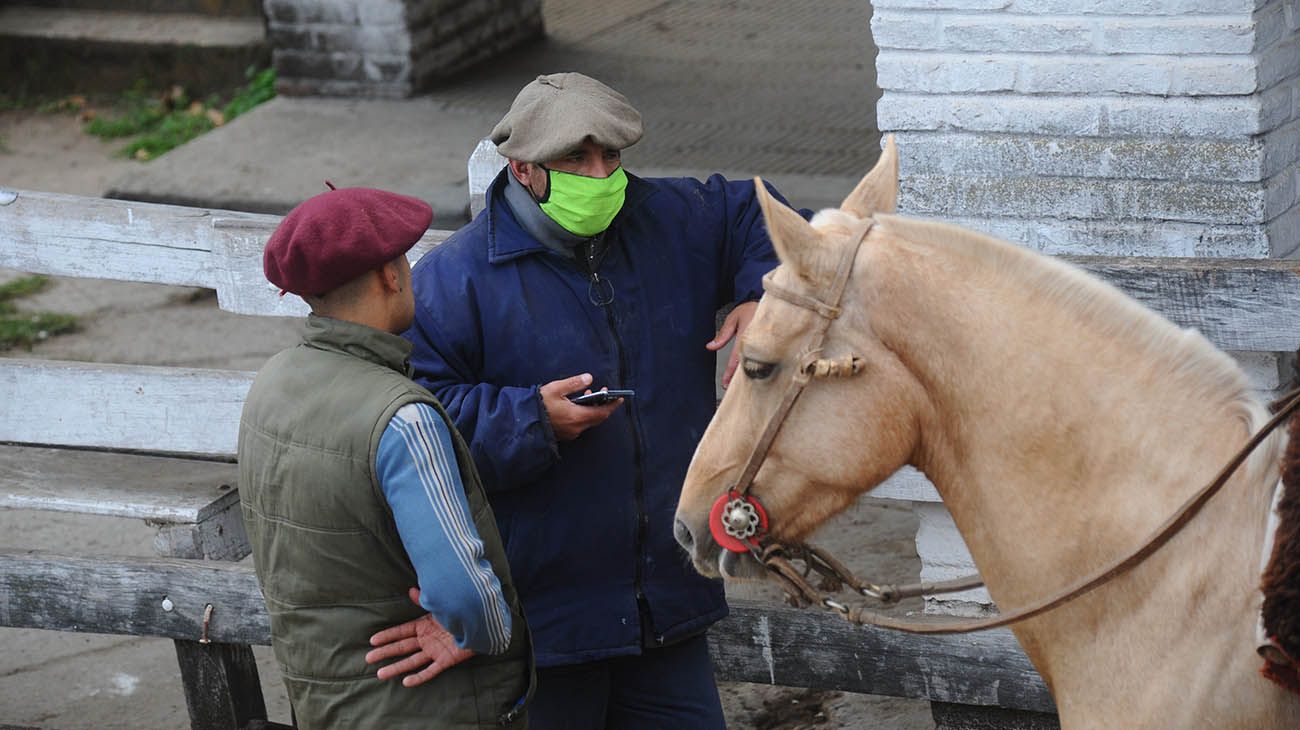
708, 220, 872, 554
708, 218, 1300, 634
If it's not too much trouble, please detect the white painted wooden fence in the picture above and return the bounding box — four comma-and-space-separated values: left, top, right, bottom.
7, 169, 1300, 729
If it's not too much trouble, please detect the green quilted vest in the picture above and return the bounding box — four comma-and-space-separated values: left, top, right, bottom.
238, 315, 532, 729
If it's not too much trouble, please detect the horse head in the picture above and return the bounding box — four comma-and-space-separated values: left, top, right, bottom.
674, 136, 930, 579
672, 136, 1300, 728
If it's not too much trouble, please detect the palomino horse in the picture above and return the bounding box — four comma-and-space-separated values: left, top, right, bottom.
673, 138, 1300, 729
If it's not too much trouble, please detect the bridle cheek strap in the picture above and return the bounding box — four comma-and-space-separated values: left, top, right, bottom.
728, 221, 874, 505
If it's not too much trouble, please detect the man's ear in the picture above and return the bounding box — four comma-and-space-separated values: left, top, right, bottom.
508, 159, 534, 187
509, 160, 549, 201
378, 260, 402, 294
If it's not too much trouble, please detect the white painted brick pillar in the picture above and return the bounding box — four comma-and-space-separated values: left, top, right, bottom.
874, 0, 1300, 258
264, 0, 542, 97
870, 0, 1300, 622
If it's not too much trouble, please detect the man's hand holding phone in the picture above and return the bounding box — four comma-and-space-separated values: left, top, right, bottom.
568, 389, 634, 406
539, 373, 625, 441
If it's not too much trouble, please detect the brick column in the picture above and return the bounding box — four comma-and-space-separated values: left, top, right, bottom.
265, 0, 543, 97
873, 0, 1300, 258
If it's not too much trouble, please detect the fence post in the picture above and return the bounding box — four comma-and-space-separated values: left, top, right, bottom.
468, 138, 507, 218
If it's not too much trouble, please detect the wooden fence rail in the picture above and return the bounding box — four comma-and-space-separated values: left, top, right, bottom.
0, 550, 1055, 714
6, 189, 1300, 339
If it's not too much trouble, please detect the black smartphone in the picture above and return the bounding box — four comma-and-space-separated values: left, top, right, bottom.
567, 389, 635, 406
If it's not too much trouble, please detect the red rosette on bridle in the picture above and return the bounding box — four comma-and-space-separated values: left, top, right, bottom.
709, 489, 769, 553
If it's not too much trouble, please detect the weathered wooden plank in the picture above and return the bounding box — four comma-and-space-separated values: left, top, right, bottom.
0, 445, 238, 524
468, 139, 507, 218
0, 188, 243, 288
932, 703, 1060, 730
0, 189, 450, 317
0, 550, 271, 644
209, 217, 448, 317
174, 641, 267, 730
1066, 255, 1300, 352
6, 190, 1300, 348
153, 498, 251, 561
0, 550, 1052, 711
709, 601, 1055, 714
0, 359, 251, 456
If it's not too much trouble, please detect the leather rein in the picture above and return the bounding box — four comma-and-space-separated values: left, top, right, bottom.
710, 219, 1300, 634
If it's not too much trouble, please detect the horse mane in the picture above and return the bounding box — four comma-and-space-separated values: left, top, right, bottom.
867, 212, 1282, 487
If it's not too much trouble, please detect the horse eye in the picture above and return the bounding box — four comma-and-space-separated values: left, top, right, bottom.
742, 358, 776, 380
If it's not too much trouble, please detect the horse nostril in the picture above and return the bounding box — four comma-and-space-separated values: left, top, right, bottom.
673, 518, 695, 551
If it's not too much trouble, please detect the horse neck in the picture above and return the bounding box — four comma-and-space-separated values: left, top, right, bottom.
862, 234, 1282, 615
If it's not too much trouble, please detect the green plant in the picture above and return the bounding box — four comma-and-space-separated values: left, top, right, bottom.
0, 275, 78, 350
223, 67, 277, 119
84, 67, 277, 161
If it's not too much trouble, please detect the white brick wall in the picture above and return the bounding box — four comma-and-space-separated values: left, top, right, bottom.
874, 0, 1300, 258
879, 53, 1264, 96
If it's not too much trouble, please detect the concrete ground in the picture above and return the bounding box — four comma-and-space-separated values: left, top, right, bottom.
105, 0, 882, 222
1, 0, 933, 727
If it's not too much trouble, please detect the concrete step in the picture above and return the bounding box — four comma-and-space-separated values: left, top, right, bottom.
1, 6, 269, 96
15, 0, 263, 17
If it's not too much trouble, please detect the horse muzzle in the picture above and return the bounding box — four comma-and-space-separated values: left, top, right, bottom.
674, 514, 725, 578
674, 495, 771, 581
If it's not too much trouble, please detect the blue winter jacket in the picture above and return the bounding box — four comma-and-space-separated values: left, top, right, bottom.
405, 168, 786, 667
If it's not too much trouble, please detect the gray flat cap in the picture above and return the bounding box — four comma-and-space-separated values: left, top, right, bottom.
491, 73, 643, 163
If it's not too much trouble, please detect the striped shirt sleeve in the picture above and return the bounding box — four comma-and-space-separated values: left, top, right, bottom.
375, 402, 512, 655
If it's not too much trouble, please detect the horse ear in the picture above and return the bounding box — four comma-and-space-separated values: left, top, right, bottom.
840, 134, 898, 218
754, 176, 819, 270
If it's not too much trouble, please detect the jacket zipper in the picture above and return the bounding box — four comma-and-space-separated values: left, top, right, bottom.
588, 267, 654, 642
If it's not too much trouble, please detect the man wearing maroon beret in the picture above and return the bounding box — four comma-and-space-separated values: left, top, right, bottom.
238, 187, 533, 729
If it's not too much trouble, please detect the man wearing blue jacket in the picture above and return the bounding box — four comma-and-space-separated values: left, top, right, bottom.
404, 72, 794, 729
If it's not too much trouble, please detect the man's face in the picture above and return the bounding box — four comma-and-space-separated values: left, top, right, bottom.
512, 139, 622, 200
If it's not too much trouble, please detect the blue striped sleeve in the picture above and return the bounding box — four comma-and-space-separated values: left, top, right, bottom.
375, 402, 512, 655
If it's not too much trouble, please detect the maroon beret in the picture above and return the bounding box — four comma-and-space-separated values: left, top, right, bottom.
264, 187, 433, 296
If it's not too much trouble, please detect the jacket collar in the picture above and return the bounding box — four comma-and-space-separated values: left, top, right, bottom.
485, 167, 656, 266
303, 314, 413, 377
502, 171, 586, 256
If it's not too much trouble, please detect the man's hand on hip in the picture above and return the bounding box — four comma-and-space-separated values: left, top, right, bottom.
366, 588, 475, 688
540, 373, 622, 441
707, 301, 758, 388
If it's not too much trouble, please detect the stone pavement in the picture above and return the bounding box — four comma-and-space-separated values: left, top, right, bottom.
0, 1, 933, 728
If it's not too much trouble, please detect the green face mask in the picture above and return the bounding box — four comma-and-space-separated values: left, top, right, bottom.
538, 166, 628, 237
